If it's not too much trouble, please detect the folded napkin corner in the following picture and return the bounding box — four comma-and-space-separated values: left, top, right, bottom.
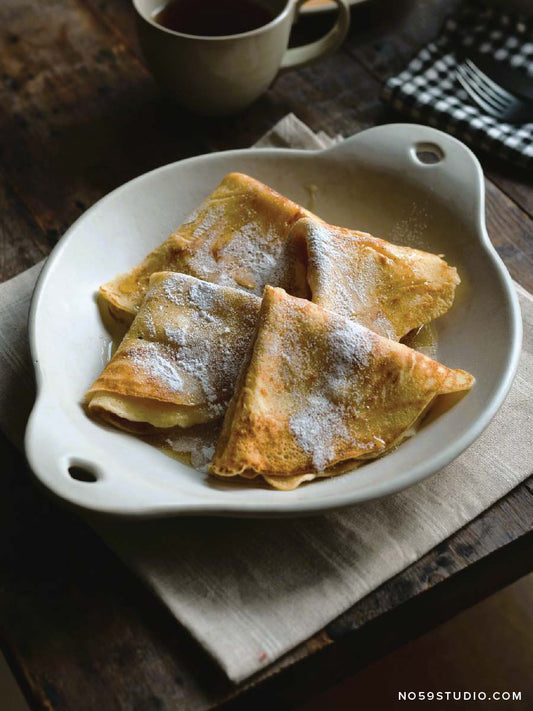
382, 0, 533, 166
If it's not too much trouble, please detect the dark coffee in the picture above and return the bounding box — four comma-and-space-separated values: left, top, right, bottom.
153, 0, 276, 37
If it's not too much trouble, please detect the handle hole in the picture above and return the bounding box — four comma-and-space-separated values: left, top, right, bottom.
413, 142, 444, 164
68, 465, 98, 483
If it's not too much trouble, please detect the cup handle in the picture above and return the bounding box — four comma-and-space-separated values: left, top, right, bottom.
281, 0, 351, 70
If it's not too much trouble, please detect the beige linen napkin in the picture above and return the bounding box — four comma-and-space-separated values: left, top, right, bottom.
1, 114, 532, 683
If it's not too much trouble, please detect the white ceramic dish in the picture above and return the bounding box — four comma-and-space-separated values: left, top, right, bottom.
25, 124, 521, 518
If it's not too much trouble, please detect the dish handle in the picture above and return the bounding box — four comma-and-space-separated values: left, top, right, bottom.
324, 123, 486, 232
24, 394, 152, 514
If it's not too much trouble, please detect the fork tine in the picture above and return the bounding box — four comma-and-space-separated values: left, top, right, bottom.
459, 62, 511, 110
464, 58, 516, 104
456, 65, 505, 118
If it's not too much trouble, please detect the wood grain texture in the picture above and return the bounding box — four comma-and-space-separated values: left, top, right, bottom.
81, 0, 142, 59
1, 432, 531, 711
0, 0, 206, 244
0, 434, 231, 711
1, 0, 532, 709
346, 0, 462, 80
0, 172, 47, 281
485, 162, 533, 221
484, 179, 533, 291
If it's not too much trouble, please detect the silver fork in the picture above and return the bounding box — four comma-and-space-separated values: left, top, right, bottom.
456, 58, 533, 124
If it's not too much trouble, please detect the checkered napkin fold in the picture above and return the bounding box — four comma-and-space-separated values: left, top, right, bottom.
382, 0, 533, 166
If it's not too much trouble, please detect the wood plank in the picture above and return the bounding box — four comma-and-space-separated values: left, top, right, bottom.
2, 421, 531, 710
0, 434, 231, 711
227, 549, 533, 710
0, 1, 385, 243
0, 0, 207, 242
0, 171, 47, 281
484, 179, 533, 291
80, 0, 142, 59
345, 0, 462, 83
1, 0, 532, 709
485, 162, 533, 221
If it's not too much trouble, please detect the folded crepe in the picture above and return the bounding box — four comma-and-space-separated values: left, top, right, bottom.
210, 286, 474, 490
86, 272, 261, 432
100, 172, 314, 323
280, 217, 460, 341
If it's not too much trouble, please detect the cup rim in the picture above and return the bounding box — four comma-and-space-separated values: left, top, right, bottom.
132, 0, 295, 41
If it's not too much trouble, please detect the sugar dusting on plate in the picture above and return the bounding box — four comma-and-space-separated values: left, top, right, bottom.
143, 421, 222, 472
163, 421, 221, 471
389, 202, 430, 250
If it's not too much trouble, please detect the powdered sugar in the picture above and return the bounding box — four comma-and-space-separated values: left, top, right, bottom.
155, 271, 221, 316
187, 280, 217, 321
142, 309, 157, 339
133, 274, 260, 414
170, 338, 219, 408
327, 321, 372, 371
290, 396, 349, 471
163, 325, 187, 346
219, 221, 279, 285
185, 214, 285, 295
303, 220, 338, 284
288, 318, 374, 470
188, 280, 217, 308
192, 204, 225, 238
128, 341, 183, 393
163, 422, 221, 471
157, 273, 190, 306
185, 241, 229, 287
304, 221, 384, 320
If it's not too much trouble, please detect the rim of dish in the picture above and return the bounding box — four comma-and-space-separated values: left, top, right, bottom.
26, 126, 522, 516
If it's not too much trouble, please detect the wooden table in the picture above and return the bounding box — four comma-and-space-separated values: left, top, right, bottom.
1, 1, 532, 709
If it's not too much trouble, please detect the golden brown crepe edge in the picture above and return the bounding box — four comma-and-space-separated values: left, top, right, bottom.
98, 172, 318, 323
284, 216, 461, 338
88, 271, 263, 430
209, 286, 475, 487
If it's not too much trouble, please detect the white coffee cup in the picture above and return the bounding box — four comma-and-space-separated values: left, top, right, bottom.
132, 0, 351, 115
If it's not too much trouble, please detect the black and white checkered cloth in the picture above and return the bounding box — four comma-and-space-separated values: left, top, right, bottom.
382, 1, 533, 167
